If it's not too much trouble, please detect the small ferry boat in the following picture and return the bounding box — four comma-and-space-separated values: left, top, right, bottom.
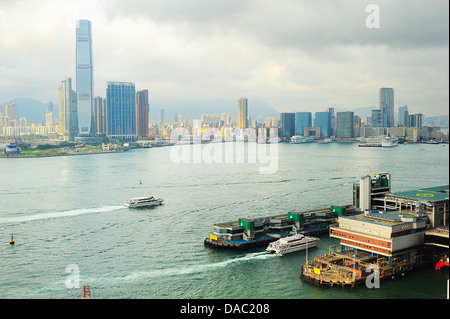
290, 136, 314, 144
266, 233, 319, 255
124, 195, 164, 208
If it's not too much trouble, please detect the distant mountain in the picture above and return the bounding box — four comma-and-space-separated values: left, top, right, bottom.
424, 115, 449, 128
0, 98, 57, 124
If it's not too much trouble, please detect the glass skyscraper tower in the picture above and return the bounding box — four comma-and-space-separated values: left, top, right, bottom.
106, 82, 137, 141
76, 20, 94, 136
379, 88, 394, 127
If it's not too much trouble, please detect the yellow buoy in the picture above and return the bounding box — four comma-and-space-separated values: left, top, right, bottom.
10, 234, 15, 245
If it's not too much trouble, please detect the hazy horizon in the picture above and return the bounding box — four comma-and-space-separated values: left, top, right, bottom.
0, 0, 448, 116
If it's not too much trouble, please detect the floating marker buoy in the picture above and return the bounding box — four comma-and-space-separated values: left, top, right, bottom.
10, 234, 14, 245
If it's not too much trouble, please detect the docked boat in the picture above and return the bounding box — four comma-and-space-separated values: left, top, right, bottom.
266, 233, 319, 255
124, 195, 164, 208
290, 136, 314, 144
381, 136, 398, 147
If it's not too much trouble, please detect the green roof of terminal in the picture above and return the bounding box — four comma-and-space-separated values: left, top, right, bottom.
390, 185, 449, 202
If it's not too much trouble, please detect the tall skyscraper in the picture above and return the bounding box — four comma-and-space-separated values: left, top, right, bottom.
327, 107, 335, 136
93, 96, 104, 134
314, 112, 331, 137
106, 81, 136, 141
58, 78, 78, 137
76, 20, 94, 136
238, 97, 248, 129
136, 89, 149, 137
379, 88, 394, 127
280, 113, 295, 138
160, 108, 164, 124
295, 112, 311, 136
336, 111, 354, 138
5, 103, 19, 122
398, 105, 408, 127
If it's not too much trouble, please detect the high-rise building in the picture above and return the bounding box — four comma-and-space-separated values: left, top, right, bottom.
5, 103, 18, 122
58, 78, 78, 137
336, 111, 354, 138
371, 109, 382, 127
327, 107, 335, 136
398, 105, 408, 127
280, 113, 295, 138
295, 112, 311, 136
93, 96, 104, 134
46, 111, 53, 128
76, 20, 94, 137
160, 108, 164, 124
408, 113, 423, 128
314, 112, 331, 137
238, 97, 248, 129
136, 89, 149, 137
106, 81, 136, 141
379, 88, 394, 127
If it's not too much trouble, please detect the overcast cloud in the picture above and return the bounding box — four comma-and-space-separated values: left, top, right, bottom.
0, 0, 448, 116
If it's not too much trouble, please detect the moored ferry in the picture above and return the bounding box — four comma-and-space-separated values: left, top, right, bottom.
125, 195, 164, 208
266, 233, 319, 255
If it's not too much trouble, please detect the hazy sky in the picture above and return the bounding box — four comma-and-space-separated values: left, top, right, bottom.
0, 0, 448, 116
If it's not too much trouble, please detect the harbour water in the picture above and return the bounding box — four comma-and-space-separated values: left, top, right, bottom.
0, 142, 448, 299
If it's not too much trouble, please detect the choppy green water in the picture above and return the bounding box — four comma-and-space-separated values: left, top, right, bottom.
0, 142, 448, 299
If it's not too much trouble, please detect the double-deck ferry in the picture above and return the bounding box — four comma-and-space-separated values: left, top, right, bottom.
125, 195, 164, 208
266, 233, 319, 255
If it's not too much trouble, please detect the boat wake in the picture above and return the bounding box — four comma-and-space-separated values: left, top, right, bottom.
119, 251, 275, 282
0, 205, 125, 224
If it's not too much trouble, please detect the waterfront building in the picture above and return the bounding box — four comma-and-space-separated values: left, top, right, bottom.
280, 113, 295, 138
136, 89, 149, 137
76, 19, 94, 137
379, 88, 394, 127
238, 97, 248, 129
295, 112, 311, 136
336, 111, 354, 138
4, 143, 21, 155
106, 81, 137, 141
407, 113, 423, 128
353, 173, 449, 228
330, 211, 426, 263
314, 112, 331, 137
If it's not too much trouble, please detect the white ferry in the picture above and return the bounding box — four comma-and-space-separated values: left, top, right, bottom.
124, 195, 164, 208
290, 136, 314, 144
266, 233, 319, 255
381, 136, 398, 147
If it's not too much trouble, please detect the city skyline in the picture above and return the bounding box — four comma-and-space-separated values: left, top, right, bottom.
0, 1, 448, 117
